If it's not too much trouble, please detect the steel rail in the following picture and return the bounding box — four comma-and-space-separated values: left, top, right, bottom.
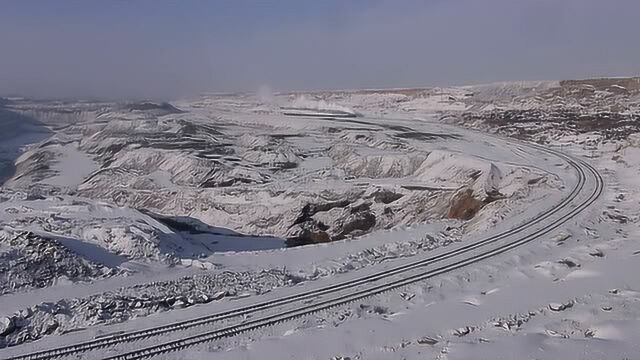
4, 142, 601, 360
102, 156, 602, 360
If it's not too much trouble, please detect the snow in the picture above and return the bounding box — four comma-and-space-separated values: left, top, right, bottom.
2, 77, 640, 359
288, 95, 357, 115
38, 142, 99, 187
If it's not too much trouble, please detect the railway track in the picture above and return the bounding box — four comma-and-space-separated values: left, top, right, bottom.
6, 143, 603, 360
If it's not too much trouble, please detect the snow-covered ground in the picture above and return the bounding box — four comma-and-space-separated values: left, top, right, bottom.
1, 77, 639, 359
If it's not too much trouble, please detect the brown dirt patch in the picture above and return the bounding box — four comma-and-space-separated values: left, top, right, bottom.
447, 188, 483, 220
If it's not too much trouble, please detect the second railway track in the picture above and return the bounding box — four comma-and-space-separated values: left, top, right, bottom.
6, 140, 603, 360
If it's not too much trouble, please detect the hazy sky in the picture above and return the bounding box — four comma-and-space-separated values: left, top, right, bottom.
1, 0, 639, 99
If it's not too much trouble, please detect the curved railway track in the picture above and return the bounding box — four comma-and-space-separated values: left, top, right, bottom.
6, 141, 603, 360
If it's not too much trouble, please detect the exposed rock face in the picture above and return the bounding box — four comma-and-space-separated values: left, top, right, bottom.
370, 189, 404, 204
292, 200, 353, 226
286, 220, 331, 246
463, 109, 640, 142
121, 102, 184, 116
447, 188, 484, 220
446, 185, 505, 221
333, 207, 376, 240
286, 199, 377, 246
0, 230, 120, 295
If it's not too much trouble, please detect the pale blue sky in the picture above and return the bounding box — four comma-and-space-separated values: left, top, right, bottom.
1, 0, 638, 99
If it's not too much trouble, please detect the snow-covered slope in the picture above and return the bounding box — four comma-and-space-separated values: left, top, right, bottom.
2, 77, 637, 357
